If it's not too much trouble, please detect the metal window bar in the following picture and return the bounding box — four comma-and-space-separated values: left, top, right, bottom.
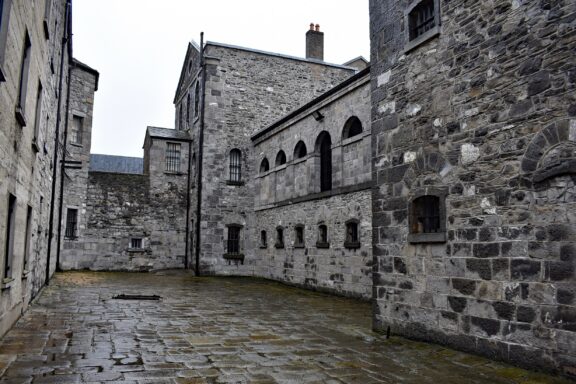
415, 196, 440, 233
230, 150, 241, 182
276, 228, 284, 247
410, 0, 435, 40
346, 223, 358, 243
166, 143, 181, 172
65, 208, 77, 238
295, 227, 304, 245
227, 227, 241, 254
318, 225, 328, 243
131, 238, 142, 249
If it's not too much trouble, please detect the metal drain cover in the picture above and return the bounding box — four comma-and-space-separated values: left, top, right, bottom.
112, 294, 161, 300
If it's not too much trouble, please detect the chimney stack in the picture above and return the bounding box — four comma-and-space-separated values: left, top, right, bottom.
306, 23, 324, 61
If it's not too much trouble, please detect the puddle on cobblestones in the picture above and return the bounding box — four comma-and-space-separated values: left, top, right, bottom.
0, 271, 572, 384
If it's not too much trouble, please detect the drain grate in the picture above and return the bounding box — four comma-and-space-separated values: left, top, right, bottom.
112, 294, 161, 300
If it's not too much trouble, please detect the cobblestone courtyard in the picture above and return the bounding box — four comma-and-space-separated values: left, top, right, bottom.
0, 272, 571, 383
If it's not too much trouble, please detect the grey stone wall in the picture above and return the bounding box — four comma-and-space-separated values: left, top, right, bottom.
196, 43, 357, 277
370, 0, 576, 376
60, 62, 98, 270
0, 0, 71, 337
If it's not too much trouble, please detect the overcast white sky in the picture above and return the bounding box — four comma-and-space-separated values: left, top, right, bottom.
72, 1, 370, 158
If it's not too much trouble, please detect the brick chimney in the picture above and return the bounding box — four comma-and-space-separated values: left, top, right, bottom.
306, 23, 324, 61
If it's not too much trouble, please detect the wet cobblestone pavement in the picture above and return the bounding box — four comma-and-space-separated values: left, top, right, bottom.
0, 272, 571, 383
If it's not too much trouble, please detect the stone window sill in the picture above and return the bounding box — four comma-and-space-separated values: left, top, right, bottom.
69, 142, 83, 148
316, 242, 330, 249
1, 277, 14, 290
65, 236, 78, 241
226, 180, 245, 186
344, 241, 361, 249
127, 248, 147, 253
342, 134, 364, 146
274, 243, 285, 249
15, 106, 27, 127
293, 157, 307, 165
408, 232, 446, 244
404, 26, 440, 54
164, 171, 185, 176
293, 244, 305, 249
259, 245, 267, 249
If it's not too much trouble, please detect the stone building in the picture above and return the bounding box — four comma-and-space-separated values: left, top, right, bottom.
0, 0, 80, 337
369, 0, 575, 375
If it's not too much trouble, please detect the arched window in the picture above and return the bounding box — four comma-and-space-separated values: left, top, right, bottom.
315, 132, 332, 191
275, 150, 286, 167
260, 158, 270, 173
294, 141, 307, 159
342, 116, 363, 140
229, 149, 241, 183
316, 223, 329, 248
275, 227, 284, 248
186, 93, 191, 125
194, 81, 200, 117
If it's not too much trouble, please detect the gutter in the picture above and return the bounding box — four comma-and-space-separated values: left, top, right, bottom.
194, 32, 206, 276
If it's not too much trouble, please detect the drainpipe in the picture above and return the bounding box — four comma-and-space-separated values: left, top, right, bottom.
184, 139, 192, 269
194, 32, 206, 276
55, 58, 74, 272
46, 0, 71, 285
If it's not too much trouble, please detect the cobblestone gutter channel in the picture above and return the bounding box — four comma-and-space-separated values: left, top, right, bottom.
0, 272, 571, 383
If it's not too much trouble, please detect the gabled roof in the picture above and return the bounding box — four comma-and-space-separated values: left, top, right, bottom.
146, 126, 191, 141
90, 154, 143, 174
174, 41, 201, 104
342, 56, 369, 67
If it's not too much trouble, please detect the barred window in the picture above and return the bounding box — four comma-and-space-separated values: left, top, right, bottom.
294, 225, 304, 247
409, 0, 436, 41
227, 226, 241, 255
345, 220, 360, 249
229, 149, 241, 182
411, 195, 440, 233
275, 227, 284, 248
70, 115, 83, 145
165, 142, 181, 173
317, 223, 329, 248
130, 238, 142, 249
65, 208, 78, 239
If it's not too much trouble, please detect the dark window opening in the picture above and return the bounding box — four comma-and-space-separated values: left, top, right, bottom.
275, 227, 284, 248
227, 226, 241, 255
275, 150, 286, 167
317, 224, 329, 248
130, 238, 142, 249
165, 142, 181, 172
260, 158, 270, 173
260, 230, 267, 248
32, 81, 43, 150
342, 116, 363, 140
345, 220, 360, 249
229, 149, 242, 182
194, 81, 200, 117
317, 132, 332, 192
15, 32, 31, 125
294, 141, 307, 159
4, 194, 16, 279
186, 93, 191, 125
65, 208, 78, 239
411, 195, 440, 233
70, 115, 83, 145
24, 205, 32, 271
295, 225, 304, 247
409, 0, 436, 41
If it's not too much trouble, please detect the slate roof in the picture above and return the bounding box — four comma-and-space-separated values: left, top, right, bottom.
89, 154, 143, 174
146, 126, 191, 141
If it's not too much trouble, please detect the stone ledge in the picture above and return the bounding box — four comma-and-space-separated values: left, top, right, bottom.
408, 232, 446, 244
1, 277, 14, 290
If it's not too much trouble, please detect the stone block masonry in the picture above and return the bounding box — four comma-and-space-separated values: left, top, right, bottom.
370, 0, 576, 376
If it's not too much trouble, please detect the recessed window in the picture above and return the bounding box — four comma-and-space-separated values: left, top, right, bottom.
24, 205, 32, 271
65, 208, 78, 239
165, 142, 181, 173
294, 225, 305, 248
345, 220, 360, 249
32, 81, 43, 150
70, 115, 83, 145
294, 141, 307, 159
4, 194, 16, 279
15, 31, 32, 126
275, 227, 284, 248
130, 238, 142, 249
316, 132, 332, 192
316, 223, 329, 248
186, 93, 191, 125
405, 0, 441, 52
408, 192, 447, 243
227, 225, 241, 255
194, 81, 200, 117
260, 158, 270, 173
275, 150, 286, 167
229, 149, 242, 183
342, 116, 363, 140
260, 230, 267, 248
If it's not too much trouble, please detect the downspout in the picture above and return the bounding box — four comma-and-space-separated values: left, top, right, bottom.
194, 32, 206, 276
184, 139, 191, 269
46, 0, 71, 285
55, 58, 73, 271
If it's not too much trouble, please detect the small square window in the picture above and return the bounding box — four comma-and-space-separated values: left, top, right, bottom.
130, 238, 142, 249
